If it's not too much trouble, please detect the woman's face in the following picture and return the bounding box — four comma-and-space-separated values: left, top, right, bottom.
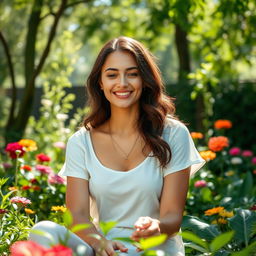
100, 50, 143, 110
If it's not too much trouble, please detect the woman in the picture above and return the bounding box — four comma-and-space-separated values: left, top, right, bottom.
29, 36, 205, 255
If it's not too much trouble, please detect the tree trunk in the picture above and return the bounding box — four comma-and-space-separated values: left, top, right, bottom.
174, 23, 204, 131
4, 0, 67, 143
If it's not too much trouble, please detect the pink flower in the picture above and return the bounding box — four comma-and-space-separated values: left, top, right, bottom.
10, 241, 73, 256
53, 141, 66, 149
229, 147, 241, 156
10, 196, 31, 207
194, 180, 207, 188
48, 174, 66, 185
242, 150, 253, 157
35, 165, 53, 175
252, 157, 256, 165
2, 162, 13, 169
5, 142, 25, 159
36, 153, 51, 162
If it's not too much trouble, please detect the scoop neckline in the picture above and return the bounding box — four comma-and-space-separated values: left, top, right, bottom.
85, 128, 151, 174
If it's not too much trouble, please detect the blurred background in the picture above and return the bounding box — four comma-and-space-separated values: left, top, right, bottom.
0, 0, 256, 149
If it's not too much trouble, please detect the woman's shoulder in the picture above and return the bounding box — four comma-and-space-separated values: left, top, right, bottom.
67, 126, 89, 145
164, 116, 187, 130
163, 116, 190, 139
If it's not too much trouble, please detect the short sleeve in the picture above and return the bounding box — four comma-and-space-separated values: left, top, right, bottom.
58, 133, 89, 180
163, 121, 205, 177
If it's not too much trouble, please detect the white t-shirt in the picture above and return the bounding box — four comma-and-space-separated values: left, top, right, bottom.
59, 118, 205, 255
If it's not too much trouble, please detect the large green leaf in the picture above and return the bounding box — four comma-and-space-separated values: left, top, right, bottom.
63, 209, 73, 227
210, 231, 234, 252
229, 209, 256, 246
182, 215, 220, 241
139, 234, 167, 250
71, 223, 91, 233
181, 231, 208, 250
231, 241, 256, 256
200, 187, 213, 202
99, 221, 117, 236
239, 172, 253, 197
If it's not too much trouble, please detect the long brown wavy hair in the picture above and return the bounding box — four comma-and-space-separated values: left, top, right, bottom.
84, 36, 177, 168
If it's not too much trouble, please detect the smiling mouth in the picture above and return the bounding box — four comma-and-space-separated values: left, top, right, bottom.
114, 91, 132, 98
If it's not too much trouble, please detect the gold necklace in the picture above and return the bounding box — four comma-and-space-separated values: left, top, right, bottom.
109, 123, 140, 160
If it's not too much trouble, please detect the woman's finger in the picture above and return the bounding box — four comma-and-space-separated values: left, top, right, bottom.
113, 241, 128, 252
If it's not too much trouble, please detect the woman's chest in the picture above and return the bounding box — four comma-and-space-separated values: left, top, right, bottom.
87, 157, 164, 200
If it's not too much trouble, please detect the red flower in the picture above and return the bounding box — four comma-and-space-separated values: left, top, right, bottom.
208, 136, 229, 152
5, 142, 25, 159
250, 205, 256, 211
22, 185, 31, 191
21, 165, 32, 171
30, 178, 38, 184
10, 240, 46, 255
36, 153, 51, 163
0, 209, 8, 215
45, 245, 72, 256
32, 186, 41, 191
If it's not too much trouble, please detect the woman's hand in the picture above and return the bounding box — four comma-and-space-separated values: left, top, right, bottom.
131, 216, 161, 242
92, 239, 128, 256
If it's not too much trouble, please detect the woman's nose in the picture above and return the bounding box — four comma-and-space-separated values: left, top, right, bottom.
119, 75, 128, 86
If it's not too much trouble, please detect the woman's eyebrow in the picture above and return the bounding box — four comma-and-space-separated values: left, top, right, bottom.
104, 66, 138, 72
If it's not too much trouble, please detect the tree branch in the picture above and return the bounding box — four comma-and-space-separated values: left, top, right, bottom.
65, 0, 92, 9
0, 31, 17, 127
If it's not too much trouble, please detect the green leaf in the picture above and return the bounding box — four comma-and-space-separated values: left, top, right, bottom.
0, 178, 9, 187
184, 242, 208, 253
229, 209, 256, 246
71, 223, 91, 233
181, 231, 208, 249
231, 241, 256, 256
239, 172, 253, 197
62, 209, 73, 227
139, 234, 167, 250
112, 237, 134, 244
30, 229, 55, 244
200, 187, 213, 202
210, 231, 234, 252
182, 215, 220, 241
99, 221, 117, 236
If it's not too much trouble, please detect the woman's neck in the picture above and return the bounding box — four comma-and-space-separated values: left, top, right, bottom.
108, 106, 139, 136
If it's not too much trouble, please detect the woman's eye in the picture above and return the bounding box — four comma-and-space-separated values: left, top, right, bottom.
128, 73, 139, 77
107, 74, 117, 78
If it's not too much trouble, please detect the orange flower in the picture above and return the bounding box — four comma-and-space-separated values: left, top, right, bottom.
25, 208, 35, 214
208, 136, 229, 152
191, 132, 204, 139
200, 150, 216, 161
18, 139, 37, 151
214, 120, 232, 129
205, 206, 224, 216
8, 186, 18, 191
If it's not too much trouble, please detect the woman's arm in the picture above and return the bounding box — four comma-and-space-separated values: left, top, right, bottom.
66, 176, 127, 255
131, 167, 190, 240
